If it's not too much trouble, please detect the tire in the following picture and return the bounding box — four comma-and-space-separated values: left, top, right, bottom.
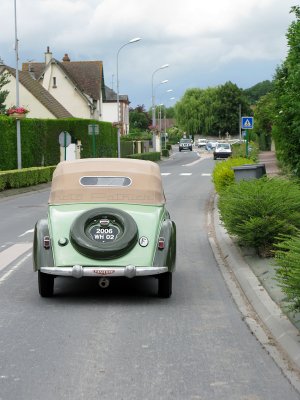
158, 272, 172, 298
70, 207, 138, 260
38, 271, 54, 297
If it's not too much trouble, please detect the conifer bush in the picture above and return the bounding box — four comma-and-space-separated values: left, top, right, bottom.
218, 177, 300, 256
274, 233, 300, 311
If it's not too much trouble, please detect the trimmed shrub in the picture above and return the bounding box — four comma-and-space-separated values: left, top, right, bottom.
161, 149, 169, 157
274, 233, 300, 311
0, 166, 55, 191
125, 152, 161, 161
212, 157, 254, 193
0, 117, 117, 170
218, 177, 300, 256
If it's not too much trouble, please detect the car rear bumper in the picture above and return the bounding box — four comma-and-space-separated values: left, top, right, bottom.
214, 152, 232, 158
40, 265, 168, 279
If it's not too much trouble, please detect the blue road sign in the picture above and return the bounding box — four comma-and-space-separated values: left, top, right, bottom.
241, 116, 254, 129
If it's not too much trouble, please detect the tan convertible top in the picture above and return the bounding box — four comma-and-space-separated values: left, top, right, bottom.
49, 158, 166, 205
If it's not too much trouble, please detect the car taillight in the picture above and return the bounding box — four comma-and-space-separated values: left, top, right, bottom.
43, 236, 51, 249
158, 237, 165, 250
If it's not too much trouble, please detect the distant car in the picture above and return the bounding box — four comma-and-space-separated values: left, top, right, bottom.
206, 141, 218, 151
33, 158, 176, 298
179, 138, 193, 152
213, 143, 232, 160
197, 138, 207, 148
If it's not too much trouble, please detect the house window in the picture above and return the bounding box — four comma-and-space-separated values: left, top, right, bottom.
52, 77, 57, 88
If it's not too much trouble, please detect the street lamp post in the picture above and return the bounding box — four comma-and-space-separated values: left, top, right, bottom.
116, 37, 141, 158
14, 0, 22, 169
151, 64, 169, 130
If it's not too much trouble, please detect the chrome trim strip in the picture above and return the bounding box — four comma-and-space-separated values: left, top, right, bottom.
40, 265, 168, 278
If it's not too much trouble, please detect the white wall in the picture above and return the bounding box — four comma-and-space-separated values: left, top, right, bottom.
4, 75, 55, 119
41, 63, 91, 119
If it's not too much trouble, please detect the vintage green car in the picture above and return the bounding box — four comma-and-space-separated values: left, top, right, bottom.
33, 158, 176, 298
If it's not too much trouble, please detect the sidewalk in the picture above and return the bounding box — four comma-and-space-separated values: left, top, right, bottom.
209, 151, 300, 387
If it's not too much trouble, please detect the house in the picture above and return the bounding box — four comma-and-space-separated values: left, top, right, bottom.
102, 85, 130, 135
0, 63, 72, 119
21, 47, 130, 133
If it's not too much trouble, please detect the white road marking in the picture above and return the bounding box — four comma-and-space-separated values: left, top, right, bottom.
0, 252, 31, 285
180, 173, 192, 176
0, 243, 32, 272
18, 229, 34, 237
161, 173, 171, 176
202, 173, 211, 176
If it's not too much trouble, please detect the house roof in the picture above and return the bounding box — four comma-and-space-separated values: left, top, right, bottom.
2, 66, 73, 118
104, 85, 129, 103
22, 58, 105, 101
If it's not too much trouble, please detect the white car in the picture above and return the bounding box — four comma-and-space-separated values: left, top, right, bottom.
213, 143, 232, 159
197, 138, 207, 148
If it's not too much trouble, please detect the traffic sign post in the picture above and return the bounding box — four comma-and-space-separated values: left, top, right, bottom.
59, 131, 71, 160
241, 117, 254, 157
88, 124, 99, 157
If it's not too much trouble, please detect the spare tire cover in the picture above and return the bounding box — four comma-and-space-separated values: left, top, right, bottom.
70, 207, 138, 260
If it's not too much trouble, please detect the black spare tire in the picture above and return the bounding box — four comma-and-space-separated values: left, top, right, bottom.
70, 208, 138, 260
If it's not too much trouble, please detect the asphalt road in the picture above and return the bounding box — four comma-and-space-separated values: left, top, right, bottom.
0, 149, 299, 400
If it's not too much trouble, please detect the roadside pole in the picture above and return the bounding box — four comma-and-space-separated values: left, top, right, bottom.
241, 116, 254, 158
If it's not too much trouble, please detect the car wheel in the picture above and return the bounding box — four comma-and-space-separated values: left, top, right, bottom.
158, 272, 172, 298
38, 271, 54, 297
70, 207, 138, 260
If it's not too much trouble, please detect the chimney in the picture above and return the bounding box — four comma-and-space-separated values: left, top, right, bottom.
45, 46, 52, 65
62, 53, 70, 62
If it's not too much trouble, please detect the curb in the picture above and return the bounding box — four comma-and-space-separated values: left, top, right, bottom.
208, 193, 300, 376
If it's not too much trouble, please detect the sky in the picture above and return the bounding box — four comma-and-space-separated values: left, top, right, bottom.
0, 0, 297, 109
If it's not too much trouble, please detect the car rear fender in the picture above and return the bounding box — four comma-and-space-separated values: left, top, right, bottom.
33, 219, 54, 272
153, 219, 176, 272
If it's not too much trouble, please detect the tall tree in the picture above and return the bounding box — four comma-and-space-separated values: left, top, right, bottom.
253, 92, 275, 150
214, 81, 251, 136
272, 6, 300, 176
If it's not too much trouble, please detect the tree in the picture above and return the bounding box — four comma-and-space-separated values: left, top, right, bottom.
271, 6, 300, 176
244, 80, 273, 105
129, 105, 151, 132
0, 71, 10, 114
175, 88, 218, 136
253, 92, 275, 150
175, 83, 251, 138
214, 81, 251, 136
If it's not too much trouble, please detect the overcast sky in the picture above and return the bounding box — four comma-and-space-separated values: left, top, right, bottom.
0, 0, 297, 109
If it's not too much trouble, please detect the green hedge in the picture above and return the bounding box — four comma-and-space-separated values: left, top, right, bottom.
125, 152, 161, 161
0, 166, 55, 191
0, 116, 117, 170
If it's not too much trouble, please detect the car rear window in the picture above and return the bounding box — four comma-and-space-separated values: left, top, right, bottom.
80, 176, 132, 187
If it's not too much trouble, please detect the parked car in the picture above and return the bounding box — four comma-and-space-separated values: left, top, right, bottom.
179, 138, 193, 152
33, 158, 176, 298
197, 138, 207, 148
213, 143, 232, 159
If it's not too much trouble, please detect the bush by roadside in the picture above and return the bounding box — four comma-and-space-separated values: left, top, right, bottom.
0, 166, 55, 191
218, 177, 300, 256
274, 233, 300, 311
125, 152, 161, 161
212, 157, 254, 193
